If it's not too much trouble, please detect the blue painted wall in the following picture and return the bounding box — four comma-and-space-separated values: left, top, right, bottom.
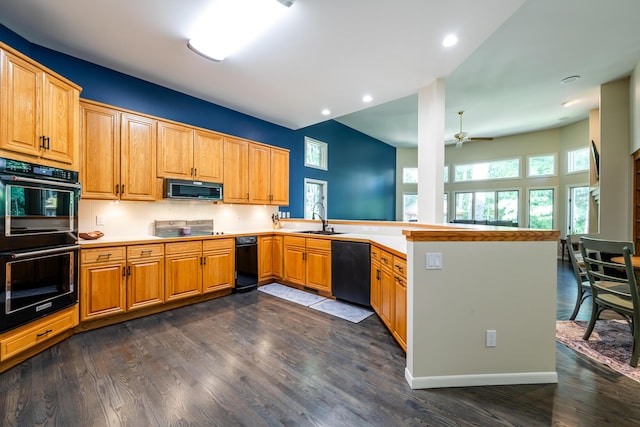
0, 24, 396, 220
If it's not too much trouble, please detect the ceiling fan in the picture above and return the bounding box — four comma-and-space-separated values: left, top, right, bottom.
450, 111, 494, 148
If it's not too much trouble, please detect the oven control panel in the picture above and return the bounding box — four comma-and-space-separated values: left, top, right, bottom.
0, 157, 78, 182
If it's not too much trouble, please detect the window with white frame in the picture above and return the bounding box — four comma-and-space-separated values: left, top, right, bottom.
567, 147, 589, 173
304, 178, 327, 220
402, 167, 418, 184
403, 193, 418, 222
568, 186, 589, 234
444, 165, 449, 183
304, 137, 328, 170
528, 188, 554, 229
454, 190, 518, 223
527, 154, 557, 177
454, 158, 520, 182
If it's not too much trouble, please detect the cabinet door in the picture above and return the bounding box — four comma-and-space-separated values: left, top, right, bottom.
223, 137, 249, 203
165, 253, 202, 302
80, 102, 120, 200
270, 148, 289, 205
393, 276, 407, 351
0, 50, 41, 156
283, 239, 306, 286
41, 72, 77, 164
258, 236, 274, 280
157, 120, 194, 179
379, 267, 394, 329
202, 249, 234, 293
370, 260, 381, 312
272, 235, 283, 279
120, 113, 157, 201
127, 258, 164, 311
306, 247, 331, 292
194, 130, 224, 182
249, 143, 270, 204
80, 261, 127, 321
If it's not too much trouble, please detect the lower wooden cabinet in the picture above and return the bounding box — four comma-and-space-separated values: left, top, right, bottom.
283, 236, 331, 292
126, 244, 165, 311
370, 245, 407, 351
0, 305, 78, 362
80, 246, 127, 320
258, 235, 283, 281
165, 241, 203, 302
202, 239, 235, 293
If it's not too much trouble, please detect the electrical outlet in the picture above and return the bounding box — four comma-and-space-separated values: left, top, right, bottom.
486, 330, 497, 347
96, 215, 105, 226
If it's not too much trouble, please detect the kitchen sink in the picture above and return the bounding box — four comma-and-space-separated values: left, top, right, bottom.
297, 230, 344, 235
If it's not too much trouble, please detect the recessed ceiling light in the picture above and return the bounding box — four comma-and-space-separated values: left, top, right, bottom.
560, 75, 580, 84
321, 109, 331, 116
442, 34, 458, 47
362, 95, 373, 103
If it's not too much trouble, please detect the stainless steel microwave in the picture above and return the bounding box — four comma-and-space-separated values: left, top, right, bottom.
164, 179, 223, 201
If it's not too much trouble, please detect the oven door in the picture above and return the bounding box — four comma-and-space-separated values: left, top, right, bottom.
0, 245, 79, 333
0, 175, 80, 251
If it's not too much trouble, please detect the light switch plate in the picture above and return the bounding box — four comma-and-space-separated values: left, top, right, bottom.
426, 253, 442, 270
96, 215, 105, 226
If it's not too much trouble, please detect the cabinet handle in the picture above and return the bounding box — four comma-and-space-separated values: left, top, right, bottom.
190, 167, 194, 176
302, 252, 306, 261
46, 136, 50, 150
36, 329, 53, 337
127, 266, 131, 276
121, 184, 125, 194
122, 266, 126, 277
203, 257, 206, 265
97, 253, 112, 259
141, 249, 153, 255
40, 135, 47, 149
246, 193, 249, 200
376, 269, 380, 280
396, 265, 404, 272
381, 257, 388, 264
193, 168, 197, 176
115, 184, 119, 195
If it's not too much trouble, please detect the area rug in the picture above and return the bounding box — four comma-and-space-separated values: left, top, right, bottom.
556, 320, 640, 382
309, 299, 374, 324
258, 283, 327, 306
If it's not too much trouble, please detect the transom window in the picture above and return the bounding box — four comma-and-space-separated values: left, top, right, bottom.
304, 137, 328, 170
567, 147, 589, 173
527, 154, 557, 177
454, 158, 520, 182
402, 166, 449, 184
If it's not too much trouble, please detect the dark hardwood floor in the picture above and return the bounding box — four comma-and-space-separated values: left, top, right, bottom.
2, 261, 640, 426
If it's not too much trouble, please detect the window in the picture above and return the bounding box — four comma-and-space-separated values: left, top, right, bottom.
527, 154, 557, 177
443, 192, 448, 223
403, 193, 418, 222
402, 167, 418, 184
568, 186, 589, 234
304, 137, 328, 170
454, 158, 520, 182
402, 166, 448, 183
304, 178, 327, 219
455, 190, 518, 223
528, 188, 554, 229
567, 147, 589, 173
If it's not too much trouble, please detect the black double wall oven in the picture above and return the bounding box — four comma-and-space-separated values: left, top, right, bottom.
0, 157, 80, 333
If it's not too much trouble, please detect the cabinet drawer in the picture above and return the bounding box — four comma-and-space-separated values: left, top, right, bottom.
370, 246, 381, 262
283, 235, 306, 248
393, 256, 407, 278
127, 243, 164, 259
203, 238, 234, 252
165, 241, 202, 255
0, 305, 79, 361
306, 237, 331, 251
378, 249, 393, 269
81, 246, 127, 264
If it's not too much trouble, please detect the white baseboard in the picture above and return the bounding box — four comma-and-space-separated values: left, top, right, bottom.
405, 367, 558, 389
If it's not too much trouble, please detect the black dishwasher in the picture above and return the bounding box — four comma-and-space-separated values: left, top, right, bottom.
331, 240, 371, 307
235, 236, 258, 292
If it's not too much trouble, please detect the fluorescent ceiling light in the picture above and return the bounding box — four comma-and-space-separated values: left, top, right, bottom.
442, 34, 458, 47
188, 0, 294, 62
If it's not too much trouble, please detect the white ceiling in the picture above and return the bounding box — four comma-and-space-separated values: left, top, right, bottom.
1, 0, 639, 148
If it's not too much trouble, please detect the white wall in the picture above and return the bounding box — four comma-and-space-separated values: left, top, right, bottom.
79, 199, 278, 237
406, 238, 557, 388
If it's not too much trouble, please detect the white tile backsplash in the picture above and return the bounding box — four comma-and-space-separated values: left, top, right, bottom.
79, 199, 279, 237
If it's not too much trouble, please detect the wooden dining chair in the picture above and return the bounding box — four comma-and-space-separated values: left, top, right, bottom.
580, 237, 640, 367
566, 234, 591, 320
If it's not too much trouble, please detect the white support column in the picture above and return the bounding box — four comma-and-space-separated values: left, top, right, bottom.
417, 79, 445, 223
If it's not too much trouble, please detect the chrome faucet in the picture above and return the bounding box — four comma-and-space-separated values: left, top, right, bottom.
312, 201, 328, 232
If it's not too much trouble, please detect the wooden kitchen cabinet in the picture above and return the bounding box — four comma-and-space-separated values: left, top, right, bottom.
126, 244, 165, 311
157, 121, 224, 182
259, 235, 284, 281
165, 241, 203, 302
370, 246, 382, 312
80, 100, 158, 201
392, 256, 407, 351
80, 246, 127, 320
202, 238, 235, 293
0, 45, 80, 168
223, 136, 250, 203
248, 143, 290, 205
283, 236, 331, 292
